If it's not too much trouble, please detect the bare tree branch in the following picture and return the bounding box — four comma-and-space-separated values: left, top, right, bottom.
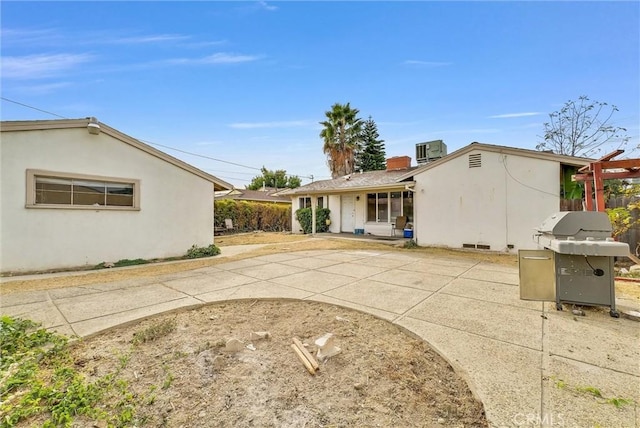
537, 96, 630, 157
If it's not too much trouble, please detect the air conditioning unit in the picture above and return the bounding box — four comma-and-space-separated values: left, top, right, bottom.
416, 140, 447, 164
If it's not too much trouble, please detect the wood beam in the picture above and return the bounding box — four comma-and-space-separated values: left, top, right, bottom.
585, 180, 594, 211
593, 162, 606, 212
573, 170, 640, 181
598, 159, 640, 170
598, 149, 625, 162
578, 149, 625, 172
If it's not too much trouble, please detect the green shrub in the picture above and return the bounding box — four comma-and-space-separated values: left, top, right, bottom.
114, 258, 148, 267
0, 315, 139, 427
214, 199, 291, 232
403, 239, 418, 249
95, 259, 150, 269
186, 244, 220, 259
295, 208, 331, 234
132, 319, 177, 345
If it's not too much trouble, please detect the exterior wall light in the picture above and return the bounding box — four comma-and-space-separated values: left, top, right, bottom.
87, 117, 101, 135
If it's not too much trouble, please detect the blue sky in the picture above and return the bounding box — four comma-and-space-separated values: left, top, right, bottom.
2, 1, 639, 187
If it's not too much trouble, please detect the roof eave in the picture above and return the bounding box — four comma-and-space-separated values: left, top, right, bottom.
398, 142, 592, 180
1, 118, 233, 191
282, 180, 416, 196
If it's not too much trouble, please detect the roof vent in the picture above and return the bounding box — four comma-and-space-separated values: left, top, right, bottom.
469, 153, 482, 168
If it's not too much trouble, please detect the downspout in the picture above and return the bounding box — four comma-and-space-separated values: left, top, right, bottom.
504, 155, 509, 251
405, 184, 416, 242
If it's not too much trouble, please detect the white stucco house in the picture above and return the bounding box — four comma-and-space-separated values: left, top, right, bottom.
0, 118, 232, 274
282, 143, 590, 253
281, 155, 418, 237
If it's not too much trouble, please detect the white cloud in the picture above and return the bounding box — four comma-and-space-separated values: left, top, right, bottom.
229, 120, 312, 129
403, 60, 452, 67
110, 34, 191, 44
258, 1, 278, 11
435, 128, 502, 134
10, 81, 72, 95
1, 53, 94, 79
202, 53, 261, 64
181, 40, 228, 49
167, 53, 261, 65
489, 112, 542, 119
0, 28, 62, 46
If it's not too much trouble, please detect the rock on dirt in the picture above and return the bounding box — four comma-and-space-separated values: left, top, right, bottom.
66, 300, 487, 427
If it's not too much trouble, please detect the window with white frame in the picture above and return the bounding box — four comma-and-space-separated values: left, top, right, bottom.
299, 196, 324, 209
299, 197, 311, 209
26, 170, 139, 209
366, 191, 413, 222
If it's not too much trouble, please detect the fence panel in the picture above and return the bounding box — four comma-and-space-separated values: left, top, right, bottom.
559, 198, 639, 255
608, 196, 640, 255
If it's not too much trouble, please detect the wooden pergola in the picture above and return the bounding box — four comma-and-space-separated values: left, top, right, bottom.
573, 150, 640, 212
573, 150, 640, 263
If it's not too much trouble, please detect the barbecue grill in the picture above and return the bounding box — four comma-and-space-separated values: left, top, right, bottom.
519, 211, 629, 317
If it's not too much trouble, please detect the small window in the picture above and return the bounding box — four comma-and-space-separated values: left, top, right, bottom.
402, 191, 413, 222
299, 197, 311, 209
27, 170, 139, 210
367, 193, 377, 222
390, 191, 402, 220
377, 192, 389, 222
299, 197, 323, 209
469, 153, 482, 168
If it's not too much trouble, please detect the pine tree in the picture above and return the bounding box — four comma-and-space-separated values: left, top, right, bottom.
355, 116, 386, 171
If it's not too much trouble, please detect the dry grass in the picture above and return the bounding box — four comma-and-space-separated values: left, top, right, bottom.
214, 231, 309, 246
0, 233, 511, 294
3, 231, 637, 300
0, 234, 394, 294
615, 280, 640, 301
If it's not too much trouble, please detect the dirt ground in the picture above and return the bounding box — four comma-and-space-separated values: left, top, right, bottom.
68, 300, 487, 427
3, 233, 495, 427
4, 232, 638, 427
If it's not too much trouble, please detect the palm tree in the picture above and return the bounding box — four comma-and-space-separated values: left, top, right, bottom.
320, 102, 363, 178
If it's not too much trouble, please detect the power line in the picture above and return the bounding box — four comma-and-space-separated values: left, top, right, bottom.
0, 96, 264, 171
1, 96, 317, 178
1, 96, 69, 119
203, 168, 258, 176
142, 140, 315, 179
140, 140, 262, 171
215, 175, 251, 183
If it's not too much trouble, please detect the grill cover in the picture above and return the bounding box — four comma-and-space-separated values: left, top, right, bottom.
537, 211, 612, 239
535, 211, 629, 256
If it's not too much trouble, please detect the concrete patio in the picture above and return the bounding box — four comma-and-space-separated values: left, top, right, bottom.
1, 247, 638, 427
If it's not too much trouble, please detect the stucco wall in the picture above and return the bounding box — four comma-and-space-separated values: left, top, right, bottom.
1, 127, 214, 273
413, 149, 560, 252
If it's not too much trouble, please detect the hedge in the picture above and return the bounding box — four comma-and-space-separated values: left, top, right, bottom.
295, 207, 331, 234
214, 199, 291, 233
